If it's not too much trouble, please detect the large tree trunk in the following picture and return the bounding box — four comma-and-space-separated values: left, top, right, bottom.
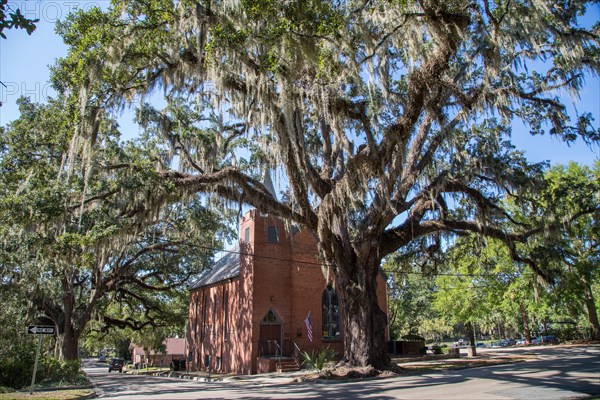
519, 303, 532, 344
334, 258, 389, 369
582, 276, 600, 341
56, 307, 81, 361
41, 281, 96, 361
466, 322, 477, 357
56, 274, 83, 361
318, 212, 396, 370
59, 328, 80, 361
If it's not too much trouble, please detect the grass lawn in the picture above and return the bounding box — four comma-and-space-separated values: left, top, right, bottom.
0, 389, 93, 400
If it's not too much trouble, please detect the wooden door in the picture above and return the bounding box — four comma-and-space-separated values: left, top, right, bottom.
259, 323, 282, 356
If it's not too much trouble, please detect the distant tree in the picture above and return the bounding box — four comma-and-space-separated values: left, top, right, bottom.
131, 328, 169, 368
384, 251, 447, 341
522, 163, 600, 340
386, 272, 438, 340
51, 0, 599, 369
0, 98, 231, 360
432, 236, 497, 356
432, 235, 541, 352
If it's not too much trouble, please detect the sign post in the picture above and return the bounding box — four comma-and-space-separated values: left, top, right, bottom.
27, 325, 56, 394
30, 336, 43, 394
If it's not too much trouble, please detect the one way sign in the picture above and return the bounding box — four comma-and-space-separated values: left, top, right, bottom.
27, 325, 56, 335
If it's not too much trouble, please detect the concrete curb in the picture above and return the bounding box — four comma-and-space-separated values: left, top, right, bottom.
16, 386, 97, 400
83, 371, 102, 399
22, 385, 94, 392
75, 392, 98, 400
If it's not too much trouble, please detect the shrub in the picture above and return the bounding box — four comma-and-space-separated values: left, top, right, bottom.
431, 345, 443, 355
0, 343, 36, 389
0, 349, 86, 389
38, 357, 61, 383
401, 334, 426, 342
301, 346, 337, 370
60, 360, 82, 380
39, 359, 85, 386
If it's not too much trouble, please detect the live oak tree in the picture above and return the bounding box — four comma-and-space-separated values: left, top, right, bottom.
52, 0, 599, 369
0, 98, 231, 360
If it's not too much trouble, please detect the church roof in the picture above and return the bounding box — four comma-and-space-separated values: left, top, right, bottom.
189, 244, 240, 289
263, 168, 277, 200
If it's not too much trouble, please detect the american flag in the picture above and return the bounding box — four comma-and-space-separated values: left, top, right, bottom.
304, 311, 313, 342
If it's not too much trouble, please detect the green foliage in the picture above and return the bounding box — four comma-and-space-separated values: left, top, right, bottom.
0, 343, 35, 389
430, 344, 449, 355
38, 359, 86, 387
523, 162, 600, 339
384, 257, 441, 339
0, 95, 234, 360
0, 0, 37, 39
0, 340, 84, 390
401, 334, 426, 342
301, 346, 337, 370
130, 326, 171, 366
384, 161, 600, 343
37, 357, 61, 384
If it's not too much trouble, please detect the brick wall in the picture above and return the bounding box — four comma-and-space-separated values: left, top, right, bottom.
187, 209, 389, 374
187, 276, 254, 374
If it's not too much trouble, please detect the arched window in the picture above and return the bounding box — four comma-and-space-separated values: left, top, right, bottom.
261, 309, 280, 324
322, 285, 341, 340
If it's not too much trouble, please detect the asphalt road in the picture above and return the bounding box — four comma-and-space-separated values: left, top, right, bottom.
85, 345, 600, 399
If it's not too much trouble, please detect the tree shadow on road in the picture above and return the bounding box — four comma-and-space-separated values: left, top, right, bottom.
91, 346, 599, 399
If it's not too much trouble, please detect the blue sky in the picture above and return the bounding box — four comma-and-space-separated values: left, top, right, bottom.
1, 0, 598, 167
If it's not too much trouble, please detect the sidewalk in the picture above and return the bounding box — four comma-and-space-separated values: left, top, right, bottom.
129, 367, 311, 386
133, 349, 535, 386
393, 348, 539, 373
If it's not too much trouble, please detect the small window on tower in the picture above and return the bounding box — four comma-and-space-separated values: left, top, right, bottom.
244, 227, 250, 243
267, 226, 279, 243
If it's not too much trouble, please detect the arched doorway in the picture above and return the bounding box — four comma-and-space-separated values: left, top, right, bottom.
259, 309, 282, 357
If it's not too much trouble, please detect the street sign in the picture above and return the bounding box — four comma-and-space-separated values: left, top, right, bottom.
27, 325, 55, 335
27, 325, 56, 394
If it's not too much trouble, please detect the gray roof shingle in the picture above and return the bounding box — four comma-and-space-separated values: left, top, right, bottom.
189, 245, 240, 289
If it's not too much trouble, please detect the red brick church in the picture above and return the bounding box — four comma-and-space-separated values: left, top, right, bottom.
186, 209, 388, 374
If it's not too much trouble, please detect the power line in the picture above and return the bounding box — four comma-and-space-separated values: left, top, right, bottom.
386, 269, 530, 278
192, 242, 531, 279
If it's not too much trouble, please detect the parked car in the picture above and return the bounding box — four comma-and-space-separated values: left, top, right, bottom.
475, 342, 486, 347
492, 339, 516, 347
515, 338, 528, 345
98, 355, 107, 363
108, 358, 124, 373
532, 335, 559, 345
